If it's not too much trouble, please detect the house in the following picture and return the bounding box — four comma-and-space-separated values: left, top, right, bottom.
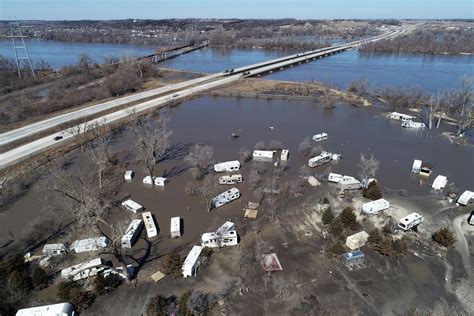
345, 231, 369, 250
252, 150, 275, 159
361, 199, 390, 215
342, 251, 365, 270
308, 151, 332, 168
457, 190, 473, 206
170, 217, 181, 238
121, 199, 144, 213
280, 149, 289, 161
398, 212, 424, 231
213, 160, 240, 172
201, 221, 238, 248
70, 237, 110, 253
16, 303, 76, 316
124, 170, 134, 181
432, 175, 448, 190
42, 243, 67, 256
61, 258, 109, 281
142, 212, 158, 238
218, 174, 243, 185
411, 159, 422, 174
312, 133, 328, 142
143, 176, 168, 186
211, 188, 240, 208
121, 219, 143, 249
182, 245, 203, 278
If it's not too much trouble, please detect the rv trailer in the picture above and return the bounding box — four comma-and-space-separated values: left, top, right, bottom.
361, 199, 390, 215
121, 199, 144, 213
213, 160, 240, 172
170, 216, 181, 238
182, 245, 203, 278
432, 175, 448, 190
70, 237, 110, 253
401, 120, 426, 128
201, 221, 238, 248
280, 149, 289, 161
252, 150, 275, 159
338, 178, 363, 190
124, 170, 134, 180
457, 190, 473, 206
411, 159, 422, 174
42, 243, 67, 256
398, 212, 424, 231
212, 188, 240, 208
218, 174, 243, 185
121, 219, 143, 249
16, 303, 76, 316
390, 112, 414, 121
312, 133, 328, 142
61, 258, 109, 281
143, 176, 168, 186
142, 211, 158, 238
308, 151, 333, 168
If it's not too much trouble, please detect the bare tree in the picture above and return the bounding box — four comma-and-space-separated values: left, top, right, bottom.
239, 147, 252, 164
358, 153, 380, 181
427, 93, 443, 129
184, 144, 214, 180
130, 109, 173, 183
78, 53, 94, 76
347, 79, 370, 97
322, 89, 335, 109
450, 77, 473, 136
298, 137, 312, 156
269, 140, 284, 150
254, 141, 266, 150
185, 176, 218, 212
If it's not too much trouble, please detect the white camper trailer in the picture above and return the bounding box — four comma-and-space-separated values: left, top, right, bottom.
201, 221, 238, 248
252, 150, 275, 159
432, 175, 448, 190
16, 303, 76, 316
124, 170, 134, 181
70, 237, 110, 253
328, 173, 357, 183
338, 178, 363, 190
345, 231, 369, 250
398, 212, 424, 231
401, 120, 426, 128
42, 243, 67, 256
390, 112, 414, 121
213, 160, 240, 172
121, 219, 143, 249
143, 176, 168, 186
218, 174, 243, 185
308, 152, 333, 168
280, 149, 289, 161
182, 245, 203, 278
312, 133, 328, 142
142, 212, 158, 238
170, 216, 181, 238
457, 190, 473, 206
411, 159, 422, 174
212, 188, 240, 208
121, 199, 143, 213
361, 199, 390, 215
61, 258, 109, 281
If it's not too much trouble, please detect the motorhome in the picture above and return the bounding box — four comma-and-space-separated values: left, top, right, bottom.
121, 219, 143, 249
42, 243, 67, 256
182, 245, 203, 278
16, 303, 76, 316
411, 159, 422, 174
124, 170, 134, 181
61, 258, 109, 281
390, 112, 414, 121
252, 150, 275, 159
280, 149, 289, 161
398, 212, 424, 231
361, 199, 390, 215
201, 221, 238, 248
457, 190, 473, 206
338, 178, 363, 190
432, 175, 448, 190
70, 237, 110, 253
308, 151, 332, 168
121, 199, 144, 213
170, 216, 181, 238
213, 160, 240, 172
312, 133, 328, 142
401, 120, 426, 128
142, 211, 158, 238
211, 188, 240, 208
218, 174, 243, 185
143, 176, 168, 186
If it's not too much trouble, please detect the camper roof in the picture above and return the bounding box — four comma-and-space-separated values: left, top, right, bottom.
457, 190, 473, 206
16, 302, 75, 316
183, 245, 203, 269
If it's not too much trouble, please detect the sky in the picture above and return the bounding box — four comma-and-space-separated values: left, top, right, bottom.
1, 0, 473, 20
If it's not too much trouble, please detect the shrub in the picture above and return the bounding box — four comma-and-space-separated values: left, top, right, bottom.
31, 266, 49, 290
322, 207, 334, 225
147, 295, 174, 316
432, 227, 456, 248
367, 229, 383, 245
363, 181, 383, 200
329, 218, 344, 239
328, 242, 346, 256
163, 253, 183, 277
93, 274, 123, 295
338, 207, 360, 230
392, 237, 408, 256
187, 291, 209, 315
57, 281, 94, 311
177, 290, 192, 316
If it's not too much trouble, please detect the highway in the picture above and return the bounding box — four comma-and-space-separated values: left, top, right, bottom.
0, 26, 415, 170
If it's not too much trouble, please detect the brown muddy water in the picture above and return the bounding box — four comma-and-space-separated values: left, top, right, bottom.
1, 96, 473, 251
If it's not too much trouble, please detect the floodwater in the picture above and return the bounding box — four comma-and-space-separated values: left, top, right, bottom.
1, 96, 473, 249
0, 40, 156, 69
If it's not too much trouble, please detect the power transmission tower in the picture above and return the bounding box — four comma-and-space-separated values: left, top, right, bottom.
7, 18, 36, 80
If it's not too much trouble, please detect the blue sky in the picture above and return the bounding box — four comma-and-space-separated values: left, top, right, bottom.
1, 0, 473, 20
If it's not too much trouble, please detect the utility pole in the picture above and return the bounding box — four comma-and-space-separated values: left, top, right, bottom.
6, 18, 36, 80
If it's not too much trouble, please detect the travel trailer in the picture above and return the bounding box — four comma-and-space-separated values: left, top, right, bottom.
212, 188, 240, 208
345, 231, 369, 250
213, 160, 240, 172
121, 219, 143, 249
218, 174, 243, 185
398, 212, 424, 231
170, 216, 181, 238
361, 199, 390, 215
42, 243, 67, 256
252, 150, 275, 159
457, 190, 473, 206
328, 173, 356, 183
308, 151, 333, 168
16, 303, 76, 316
61, 258, 109, 281
401, 120, 426, 128
280, 149, 289, 161
432, 175, 448, 190
143, 176, 168, 186
312, 133, 328, 142
124, 170, 134, 180
70, 237, 110, 253
142, 212, 158, 238
201, 221, 238, 248
182, 245, 203, 278
411, 159, 422, 174
390, 112, 414, 121
338, 178, 363, 190
121, 199, 143, 213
